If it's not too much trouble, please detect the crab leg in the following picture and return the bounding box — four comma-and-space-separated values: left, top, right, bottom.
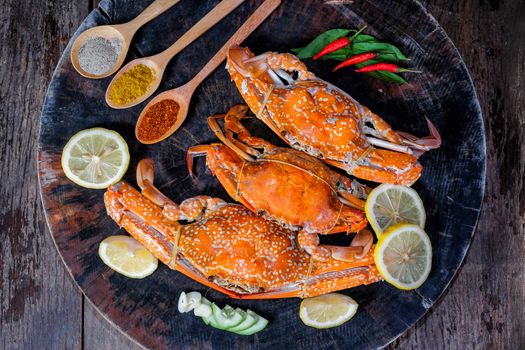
229, 136, 261, 157
164, 196, 227, 221
104, 183, 176, 262
326, 205, 368, 233
397, 117, 442, 156
302, 265, 382, 298
106, 182, 180, 242
238, 249, 381, 299
137, 159, 228, 221
136, 158, 177, 207
225, 124, 274, 151
220, 107, 276, 151
363, 111, 404, 144
297, 232, 332, 261
364, 112, 442, 156
229, 47, 316, 85
224, 103, 250, 119
224, 129, 261, 157
325, 229, 374, 261
336, 177, 369, 210
337, 194, 366, 211
324, 152, 423, 186
208, 114, 260, 157
366, 137, 414, 154
186, 145, 260, 215
208, 108, 282, 162
363, 111, 418, 154
207, 116, 255, 161
298, 216, 370, 263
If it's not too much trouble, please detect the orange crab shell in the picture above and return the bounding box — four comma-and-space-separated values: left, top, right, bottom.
183, 204, 312, 292
105, 182, 309, 292
105, 182, 381, 298
226, 47, 424, 185
227, 49, 368, 160
202, 143, 368, 234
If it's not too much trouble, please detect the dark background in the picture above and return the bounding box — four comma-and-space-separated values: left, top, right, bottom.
1, 0, 523, 349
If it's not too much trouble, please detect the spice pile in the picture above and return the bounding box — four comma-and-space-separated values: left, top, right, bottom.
108, 64, 156, 106
78, 37, 122, 75
136, 99, 180, 142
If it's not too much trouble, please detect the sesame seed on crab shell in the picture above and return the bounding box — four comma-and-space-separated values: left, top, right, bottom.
110, 183, 377, 295
177, 205, 310, 290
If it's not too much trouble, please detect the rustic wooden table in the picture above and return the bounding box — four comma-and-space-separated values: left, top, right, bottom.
1, 0, 523, 349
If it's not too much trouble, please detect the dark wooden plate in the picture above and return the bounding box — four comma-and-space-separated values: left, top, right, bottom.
38, 0, 485, 348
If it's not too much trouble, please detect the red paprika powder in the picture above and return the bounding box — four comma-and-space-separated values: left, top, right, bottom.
137, 99, 179, 142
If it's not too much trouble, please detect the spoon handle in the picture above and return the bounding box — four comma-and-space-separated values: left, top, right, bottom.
126, 0, 180, 30
157, 0, 246, 63
187, 0, 281, 91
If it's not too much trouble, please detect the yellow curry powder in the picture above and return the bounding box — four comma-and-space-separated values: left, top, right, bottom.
108, 64, 155, 105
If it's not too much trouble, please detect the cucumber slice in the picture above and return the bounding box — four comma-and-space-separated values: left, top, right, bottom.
226, 308, 247, 329
199, 299, 213, 324
202, 315, 210, 325
203, 313, 222, 329
200, 302, 268, 335
194, 303, 212, 318
211, 304, 244, 330
229, 309, 257, 333
195, 297, 212, 318
235, 311, 269, 335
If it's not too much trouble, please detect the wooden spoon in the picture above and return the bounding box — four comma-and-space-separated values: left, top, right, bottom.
135, 0, 281, 144
70, 0, 180, 79
105, 0, 246, 109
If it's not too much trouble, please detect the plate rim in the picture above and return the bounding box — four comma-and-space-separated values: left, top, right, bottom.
37, 0, 487, 348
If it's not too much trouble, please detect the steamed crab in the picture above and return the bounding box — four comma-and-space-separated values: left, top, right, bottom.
226, 46, 441, 185
187, 105, 372, 262
104, 159, 380, 299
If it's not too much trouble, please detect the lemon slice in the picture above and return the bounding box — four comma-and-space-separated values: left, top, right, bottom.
299, 293, 358, 329
374, 224, 432, 290
98, 236, 158, 279
365, 184, 425, 237
61, 128, 130, 189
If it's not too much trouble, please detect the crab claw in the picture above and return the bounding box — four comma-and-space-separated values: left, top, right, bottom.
324, 229, 374, 262
227, 45, 268, 78
227, 46, 317, 87
398, 117, 442, 157
136, 158, 176, 208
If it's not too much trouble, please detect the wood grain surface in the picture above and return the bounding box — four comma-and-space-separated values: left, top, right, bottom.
390, 1, 525, 349
0, 1, 87, 349
1, 1, 523, 350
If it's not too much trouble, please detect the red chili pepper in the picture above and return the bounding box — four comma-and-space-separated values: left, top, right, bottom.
332, 52, 377, 72
313, 37, 350, 60
355, 63, 421, 73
